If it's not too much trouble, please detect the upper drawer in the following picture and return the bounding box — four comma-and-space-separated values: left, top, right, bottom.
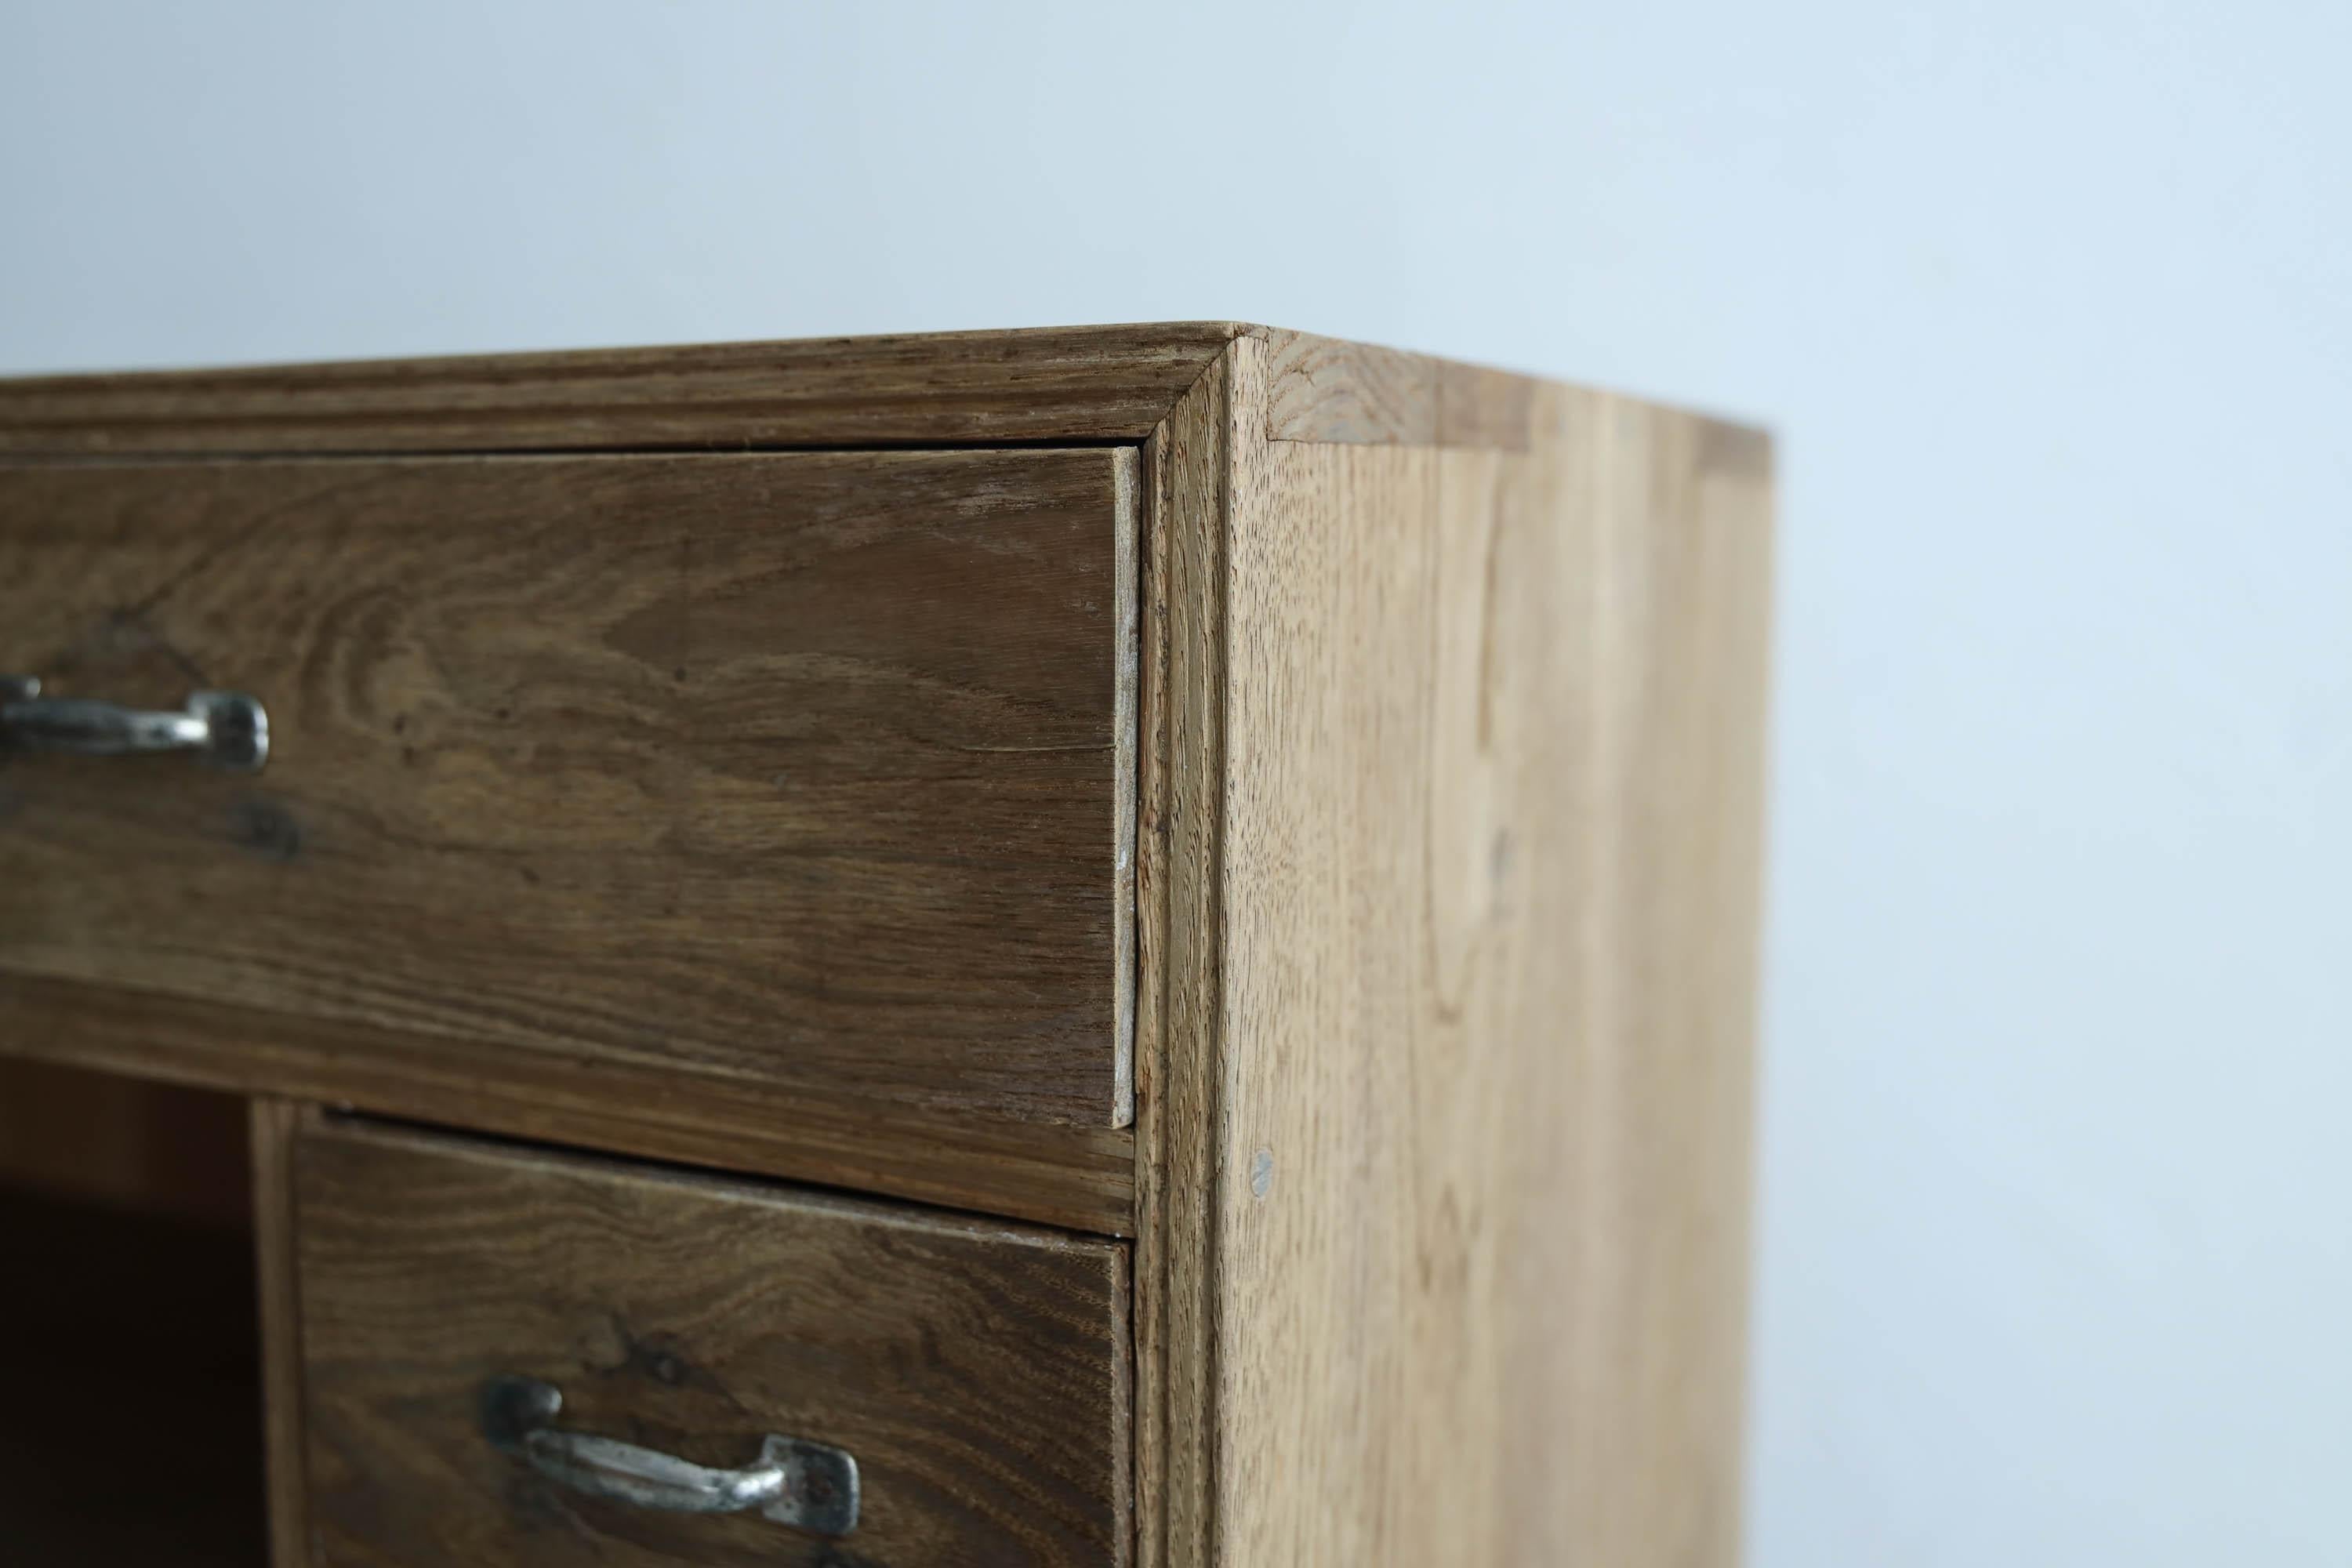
0, 452, 1137, 1125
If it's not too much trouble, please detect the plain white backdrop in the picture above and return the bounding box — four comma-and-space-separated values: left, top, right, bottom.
4, 4, 2347, 1562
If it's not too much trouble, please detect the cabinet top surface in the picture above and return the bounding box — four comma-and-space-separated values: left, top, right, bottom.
0, 321, 1733, 457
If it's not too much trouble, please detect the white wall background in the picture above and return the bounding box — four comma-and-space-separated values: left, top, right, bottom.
5, 3, 2347, 1561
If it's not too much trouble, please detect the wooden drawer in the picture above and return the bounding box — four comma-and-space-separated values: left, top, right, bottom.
0, 450, 1138, 1127
285, 1116, 1131, 1566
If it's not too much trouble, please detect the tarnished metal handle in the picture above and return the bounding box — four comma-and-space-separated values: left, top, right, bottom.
478, 1375, 858, 1537
1, 676, 268, 771
524, 1428, 787, 1515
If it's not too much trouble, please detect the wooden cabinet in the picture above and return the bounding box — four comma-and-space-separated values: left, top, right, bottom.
0, 324, 1772, 1566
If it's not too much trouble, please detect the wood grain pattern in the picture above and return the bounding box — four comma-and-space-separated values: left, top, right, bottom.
0, 323, 1552, 459
1259, 328, 1534, 450
293, 1117, 1131, 1568
0, 448, 1134, 1127
0, 974, 1136, 1235
252, 1098, 314, 1568
0, 325, 1772, 1568
1140, 334, 1772, 1566
1131, 354, 1233, 1568
0, 322, 1245, 454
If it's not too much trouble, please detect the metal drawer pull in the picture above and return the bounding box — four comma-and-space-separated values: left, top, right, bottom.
1, 676, 269, 771
478, 1374, 859, 1537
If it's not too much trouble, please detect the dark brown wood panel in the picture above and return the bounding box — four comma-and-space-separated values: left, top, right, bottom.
0, 973, 1137, 1235
292, 1118, 1131, 1568
0, 322, 1243, 455
0, 1053, 250, 1224
0, 449, 1135, 1126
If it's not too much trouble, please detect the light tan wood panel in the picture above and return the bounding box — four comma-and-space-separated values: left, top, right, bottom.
291, 1117, 1132, 1568
0, 448, 1135, 1127
1258, 327, 1536, 449
1140, 336, 1772, 1566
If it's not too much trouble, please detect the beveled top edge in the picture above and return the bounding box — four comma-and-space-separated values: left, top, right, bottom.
0, 321, 1258, 396
0, 321, 1258, 456
0, 321, 1766, 457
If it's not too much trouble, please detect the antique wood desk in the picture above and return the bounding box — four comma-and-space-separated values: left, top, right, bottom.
0, 325, 1771, 1566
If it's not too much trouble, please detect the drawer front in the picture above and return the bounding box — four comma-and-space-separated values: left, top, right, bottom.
292, 1119, 1131, 1566
0, 451, 1135, 1125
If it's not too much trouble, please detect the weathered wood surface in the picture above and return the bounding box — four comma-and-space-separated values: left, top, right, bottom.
1257, 327, 1537, 449
0, 322, 1771, 1568
0, 448, 1135, 1127
1137, 333, 1772, 1566
293, 1117, 1132, 1567
0, 322, 1245, 453
1130, 351, 1232, 1568
0, 971, 1138, 1237
0, 322, 1559, 458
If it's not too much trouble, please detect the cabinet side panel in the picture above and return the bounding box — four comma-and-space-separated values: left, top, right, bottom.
1210, 335, 1772, 1566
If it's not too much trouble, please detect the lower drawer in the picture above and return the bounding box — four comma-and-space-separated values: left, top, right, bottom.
284, 1118, 1131, 1566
